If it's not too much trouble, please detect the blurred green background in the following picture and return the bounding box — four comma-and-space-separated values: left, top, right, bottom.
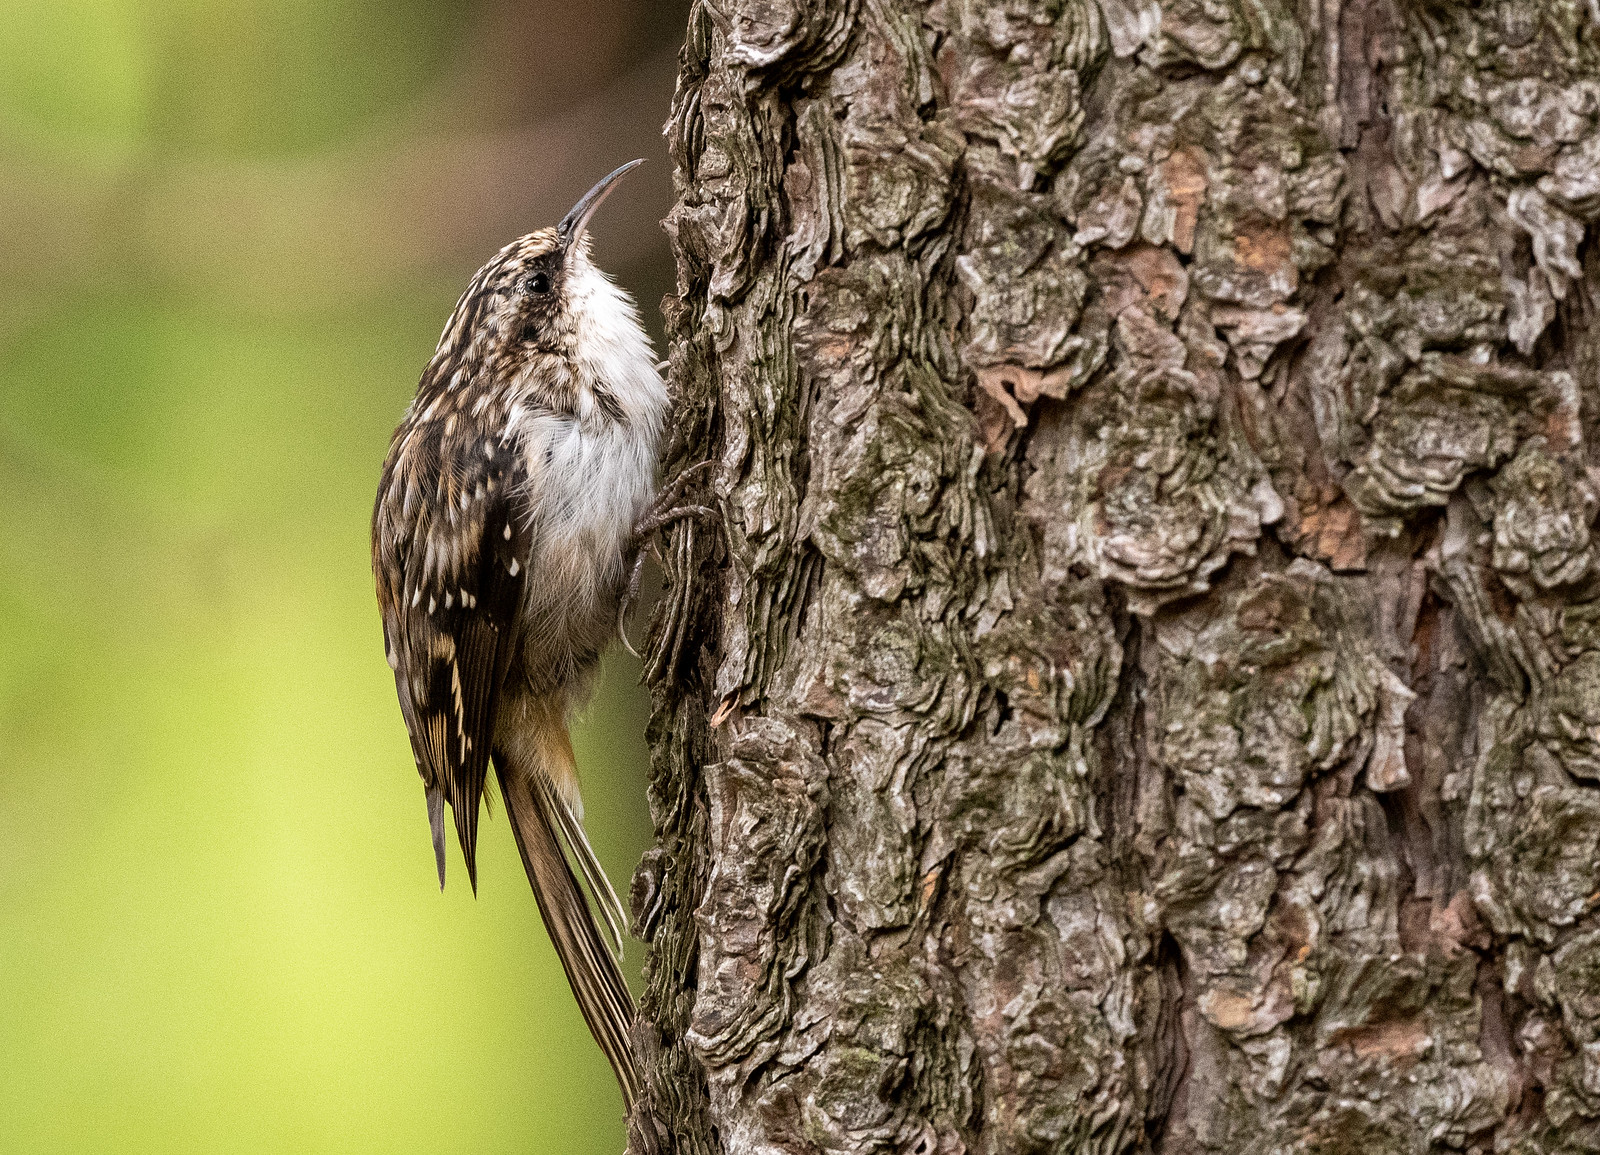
0, 2, 687, 1151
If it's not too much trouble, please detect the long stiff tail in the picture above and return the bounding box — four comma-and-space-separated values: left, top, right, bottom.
496, 756, 641, 1109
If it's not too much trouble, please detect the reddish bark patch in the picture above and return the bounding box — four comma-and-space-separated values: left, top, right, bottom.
1163, 148, 1208, 255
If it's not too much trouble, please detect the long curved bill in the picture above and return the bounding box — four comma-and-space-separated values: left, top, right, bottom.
558, 159, 644, 244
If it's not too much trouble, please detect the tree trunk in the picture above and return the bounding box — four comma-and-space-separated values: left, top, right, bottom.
633, 2, 1600, 1152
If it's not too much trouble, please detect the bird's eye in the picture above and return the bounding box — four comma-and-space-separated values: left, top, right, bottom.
524, 273, 550, 295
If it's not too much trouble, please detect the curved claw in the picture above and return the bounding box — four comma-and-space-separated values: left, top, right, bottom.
617, 597, 642, 659
615, 540, 651, 660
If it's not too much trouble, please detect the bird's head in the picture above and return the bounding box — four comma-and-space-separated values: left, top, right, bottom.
422, 159, 646, 389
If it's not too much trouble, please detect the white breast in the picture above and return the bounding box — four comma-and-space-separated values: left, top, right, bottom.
519, 412, 651, 603
512, 255, 667, 624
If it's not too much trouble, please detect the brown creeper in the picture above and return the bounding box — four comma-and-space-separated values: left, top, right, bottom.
371, 161, 665, 1113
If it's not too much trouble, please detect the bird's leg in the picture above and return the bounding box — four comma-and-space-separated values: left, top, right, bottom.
617, 462, 717, 657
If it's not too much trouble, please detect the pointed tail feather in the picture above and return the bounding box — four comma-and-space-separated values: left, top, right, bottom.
544, 777, 629, 961
426, 782, 447, 891
496, 757, 641, 1109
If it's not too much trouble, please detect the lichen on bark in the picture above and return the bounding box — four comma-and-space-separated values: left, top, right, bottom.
635, 1, 1600, 1152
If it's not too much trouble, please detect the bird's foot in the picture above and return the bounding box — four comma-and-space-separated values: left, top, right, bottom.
632, 460, 714, 543
617, 462, 717, 658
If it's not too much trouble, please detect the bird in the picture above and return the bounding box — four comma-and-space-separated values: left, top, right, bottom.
371, 159, 683, 1118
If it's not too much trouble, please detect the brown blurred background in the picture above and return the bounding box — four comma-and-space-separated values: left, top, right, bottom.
0, 2, 688, 1151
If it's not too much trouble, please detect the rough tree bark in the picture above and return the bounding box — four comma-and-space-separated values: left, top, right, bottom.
631, 2, 1600, 1152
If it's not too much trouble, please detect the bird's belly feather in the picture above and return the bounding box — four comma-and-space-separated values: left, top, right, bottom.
505, 410, 654, 701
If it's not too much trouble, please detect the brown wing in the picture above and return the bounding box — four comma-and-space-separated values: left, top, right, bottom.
373, 406, 529, 891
